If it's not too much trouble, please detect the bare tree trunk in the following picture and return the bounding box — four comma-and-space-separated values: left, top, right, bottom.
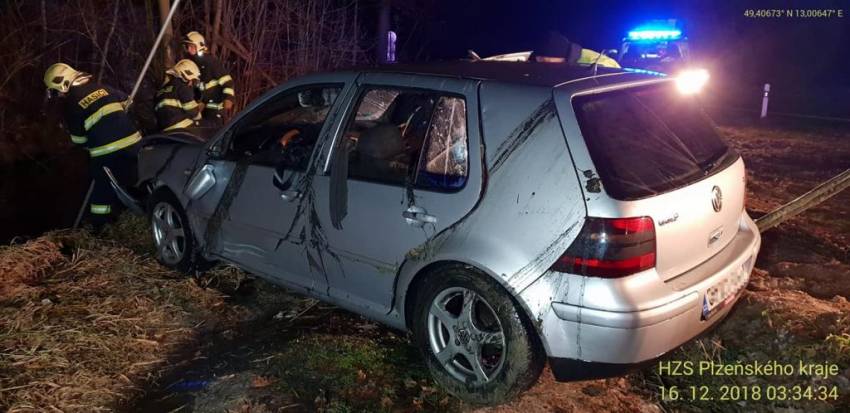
353, 0, 358, 64
40, 0, 47, 47
158, 0, 175, 66
376, 0, 390, 64
97, 0, 121, 82
202, 0, 209, 33
212, 0, 223, 54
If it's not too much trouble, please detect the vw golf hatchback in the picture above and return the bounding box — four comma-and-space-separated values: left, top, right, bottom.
127, 61, 761, 404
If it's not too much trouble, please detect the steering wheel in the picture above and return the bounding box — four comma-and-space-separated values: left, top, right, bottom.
259, 127, 302, 151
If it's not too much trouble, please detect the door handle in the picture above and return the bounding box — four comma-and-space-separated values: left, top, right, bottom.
403, 206, 437, 226
280, 190, 301, 202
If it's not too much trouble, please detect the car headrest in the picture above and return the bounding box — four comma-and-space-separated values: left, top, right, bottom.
389, 94, 430, 124
357, 124, 403, 160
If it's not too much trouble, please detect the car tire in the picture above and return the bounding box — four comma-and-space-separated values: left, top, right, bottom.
148, 189, 213, 274
411, 264, 544, 405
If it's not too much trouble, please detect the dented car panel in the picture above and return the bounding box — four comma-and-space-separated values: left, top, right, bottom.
137, 62, 761, 384
391, 81, 586, 329
137, 136, 206, 201
195, 72, 359, 294
310, 73, 484, 319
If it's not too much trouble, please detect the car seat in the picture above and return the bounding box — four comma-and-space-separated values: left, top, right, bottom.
355, 124, 407, 182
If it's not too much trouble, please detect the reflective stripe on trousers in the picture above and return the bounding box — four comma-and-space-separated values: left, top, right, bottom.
90, 204, 111, 214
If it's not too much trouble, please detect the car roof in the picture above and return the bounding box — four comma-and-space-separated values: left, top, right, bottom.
357, 61, 631, 88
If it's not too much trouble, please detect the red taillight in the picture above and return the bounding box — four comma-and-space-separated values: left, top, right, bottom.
550, 216, 656, 278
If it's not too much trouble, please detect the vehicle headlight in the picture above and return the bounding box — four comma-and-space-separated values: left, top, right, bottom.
676, 68, 710, 95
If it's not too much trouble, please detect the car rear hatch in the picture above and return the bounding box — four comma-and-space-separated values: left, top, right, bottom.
558, 80, 744, 281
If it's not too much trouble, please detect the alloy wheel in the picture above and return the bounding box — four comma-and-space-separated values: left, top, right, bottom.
151, 202, 186, 265
427, 286, 506, 384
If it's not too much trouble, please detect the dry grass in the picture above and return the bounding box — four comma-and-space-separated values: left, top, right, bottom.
0, 238, 65, 301
0, 225, 244, 412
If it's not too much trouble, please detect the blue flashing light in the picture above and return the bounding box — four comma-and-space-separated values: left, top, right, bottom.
627, 29, 682, 41
622, 67, 668, 77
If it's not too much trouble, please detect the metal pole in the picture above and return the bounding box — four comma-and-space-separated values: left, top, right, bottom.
73, 180, 95, 229
73, 0, 182, 228
760, 83, 770, 119
127, 0, 183, 108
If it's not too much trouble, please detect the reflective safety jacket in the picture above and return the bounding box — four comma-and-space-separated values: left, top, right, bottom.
63, 81, 141, 157
577, 48, 621, 69
191, 54, 235, 116
155, 75, 200, 131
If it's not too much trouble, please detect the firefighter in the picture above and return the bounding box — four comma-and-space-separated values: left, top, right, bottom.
182, 31, 235, 126
43, 63, 141, 226
534, 31, 620, 68
155, 59, 201, 133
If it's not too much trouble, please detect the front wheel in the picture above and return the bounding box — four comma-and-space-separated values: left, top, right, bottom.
148, 189, 212, 273
411, 265, 544, 405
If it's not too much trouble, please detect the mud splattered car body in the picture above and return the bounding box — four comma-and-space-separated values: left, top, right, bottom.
133, 61, 761, 403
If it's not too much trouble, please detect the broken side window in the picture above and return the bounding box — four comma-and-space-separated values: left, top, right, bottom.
342, 87, 468, 190
415, 96, 469, 190
344, 88, 437, 186
355, 89, 400, 122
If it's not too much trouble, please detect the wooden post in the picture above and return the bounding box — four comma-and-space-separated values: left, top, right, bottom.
755, 168, 850, 232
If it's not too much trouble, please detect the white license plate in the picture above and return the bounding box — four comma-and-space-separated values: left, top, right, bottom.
701, 256, 752, 320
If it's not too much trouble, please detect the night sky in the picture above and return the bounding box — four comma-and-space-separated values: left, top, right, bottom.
410, 0, 850, 113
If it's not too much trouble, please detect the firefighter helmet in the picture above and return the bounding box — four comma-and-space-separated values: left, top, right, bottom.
167, 59, 201, 83
44, 63, 87, 93
182, 31, 208, 54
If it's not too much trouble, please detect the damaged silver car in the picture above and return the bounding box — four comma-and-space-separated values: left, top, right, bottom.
123, 62, 761, 404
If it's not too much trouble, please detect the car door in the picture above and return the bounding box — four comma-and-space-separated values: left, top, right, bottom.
185, 75, 355, 293
310, 73, 483, 315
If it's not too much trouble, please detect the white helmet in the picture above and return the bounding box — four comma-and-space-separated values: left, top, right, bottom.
44, 63, 90, 93
167, 59, 201, 83
182, 31, 208, 54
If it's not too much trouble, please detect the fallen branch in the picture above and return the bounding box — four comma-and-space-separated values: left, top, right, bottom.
755, 168, 850, 232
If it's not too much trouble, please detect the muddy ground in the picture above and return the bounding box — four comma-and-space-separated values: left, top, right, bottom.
1, 114, 848, 412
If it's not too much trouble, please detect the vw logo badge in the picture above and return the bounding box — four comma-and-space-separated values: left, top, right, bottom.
711, 186, 723, 212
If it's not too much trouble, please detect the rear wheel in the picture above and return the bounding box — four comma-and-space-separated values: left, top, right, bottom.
411, 265, 544, 405
148, 189, 213, 273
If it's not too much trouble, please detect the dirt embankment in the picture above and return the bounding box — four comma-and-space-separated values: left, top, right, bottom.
0, 116, 848, 412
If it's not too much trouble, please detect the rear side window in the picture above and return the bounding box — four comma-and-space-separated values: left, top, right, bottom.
573, 84, 738, 200
341, 87, 469, 191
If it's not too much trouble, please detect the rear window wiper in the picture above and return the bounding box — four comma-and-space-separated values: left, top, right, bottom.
699, 150, 729, 175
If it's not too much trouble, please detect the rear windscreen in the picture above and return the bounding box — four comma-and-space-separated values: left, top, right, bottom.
573, 84, 738, 200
